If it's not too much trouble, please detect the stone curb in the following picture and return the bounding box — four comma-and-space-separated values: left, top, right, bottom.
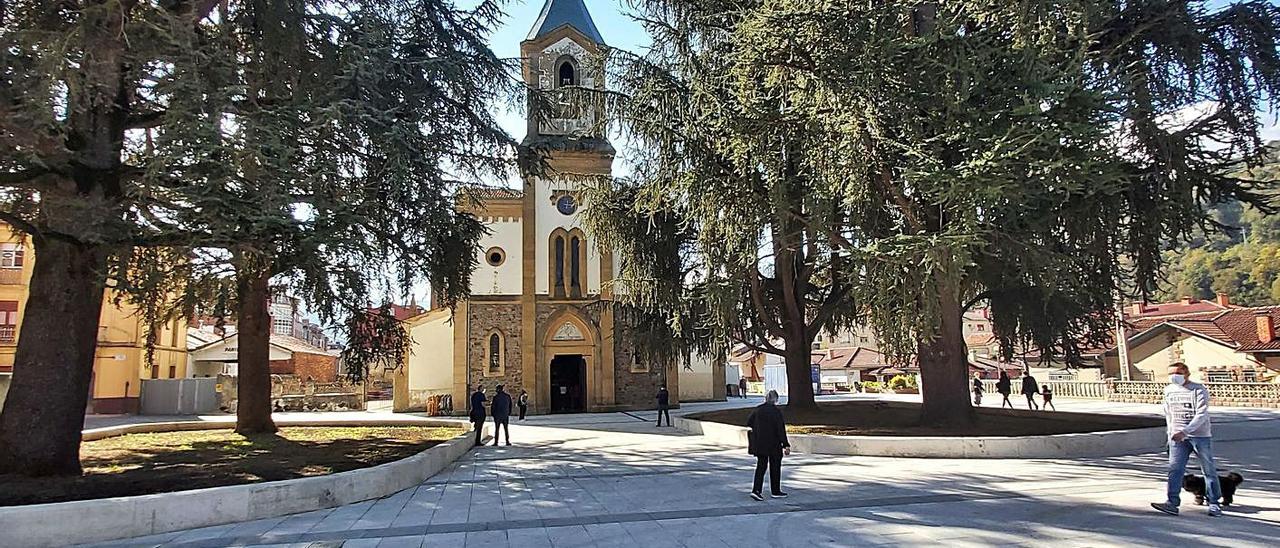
673, 416, 1167, 458
0, 418, 491, 547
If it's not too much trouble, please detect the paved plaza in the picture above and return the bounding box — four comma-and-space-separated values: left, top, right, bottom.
88, 396, 1280, 547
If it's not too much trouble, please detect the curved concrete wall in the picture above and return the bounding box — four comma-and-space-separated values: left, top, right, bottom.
674, 416, 1167, 459
0, 418, 488, 547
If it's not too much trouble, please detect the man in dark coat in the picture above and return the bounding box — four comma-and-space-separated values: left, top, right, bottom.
1021, 374, 1041, 410
656, 385, 671, 427
739, 377, 749, 398
491, 384, 513, 446
746, 390, 790, 501
469, 386, 487, 447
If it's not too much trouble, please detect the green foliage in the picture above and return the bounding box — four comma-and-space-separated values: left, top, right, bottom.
579, 0, 1280, 379
0, 1, 518, 381
861, 381, 886, 393
1158, 145, 1280, 305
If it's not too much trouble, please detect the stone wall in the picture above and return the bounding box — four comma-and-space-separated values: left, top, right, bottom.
216, 373, 365, 413
468, 302, 523, 392
612, 322, 666, 409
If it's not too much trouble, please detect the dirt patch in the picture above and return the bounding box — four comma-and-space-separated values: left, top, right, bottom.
0, 425, 464, 506
687, 400, 1162, 437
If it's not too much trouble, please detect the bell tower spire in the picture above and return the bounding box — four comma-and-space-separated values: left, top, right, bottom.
520, 0, 612, 151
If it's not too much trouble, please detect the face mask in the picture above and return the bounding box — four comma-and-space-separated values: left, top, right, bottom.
1169, 374, 1186, 386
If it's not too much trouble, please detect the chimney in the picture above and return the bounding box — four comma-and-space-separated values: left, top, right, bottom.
1130, 302, 1146, 316
1180, 295, 1193, 305
1216, 294, 1230, 307
1257, 312, 1275, 344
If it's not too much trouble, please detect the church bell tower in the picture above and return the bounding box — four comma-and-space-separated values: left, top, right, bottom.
517, 0, 625, 414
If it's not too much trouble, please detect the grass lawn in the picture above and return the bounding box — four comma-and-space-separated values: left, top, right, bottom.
688, 400, 1162, 437
0, 425, 464, 506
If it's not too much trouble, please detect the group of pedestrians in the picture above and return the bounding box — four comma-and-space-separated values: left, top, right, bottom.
467, 363, 1224, 518
973, 372, 1054, 410
468, 385, 529, 447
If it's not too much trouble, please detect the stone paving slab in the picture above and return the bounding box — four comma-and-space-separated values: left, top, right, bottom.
85, 398, 1280, 547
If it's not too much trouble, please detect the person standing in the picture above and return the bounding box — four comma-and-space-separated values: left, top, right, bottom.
517, 389, 529, 420
491, 384, 512, 446
972, 373, 984, 406
1020, 373, 1040, 410
739, 377, 749, 399
469, 386, 487, 447
656, 385, 672, 427
747, 390, 790, 501
1041, 384, 1056, 411
1152, 362, 1222, 517
996, 371, 1013, 409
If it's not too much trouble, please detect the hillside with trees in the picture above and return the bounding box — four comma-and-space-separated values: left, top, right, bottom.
1158, 142, 1280, 305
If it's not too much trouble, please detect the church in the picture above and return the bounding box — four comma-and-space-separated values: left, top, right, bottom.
395, 0, 724, 415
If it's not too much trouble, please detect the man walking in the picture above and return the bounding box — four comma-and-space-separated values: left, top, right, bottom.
972, 373, 984, 406
747, 390, 790, 501
469, 386, 487, 447
517, 389, 529, 420
655, 384, 671, 427
1020, 373, 1040, 410
1152, 362, 1222, 517
491, 384, 512, 446
739, 377, 749, 398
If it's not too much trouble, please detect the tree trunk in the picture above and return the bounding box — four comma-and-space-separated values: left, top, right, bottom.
0, 237, 109, 476
235, 258, 277, 435
783, 338, 816, 409
918, 277, 975, 427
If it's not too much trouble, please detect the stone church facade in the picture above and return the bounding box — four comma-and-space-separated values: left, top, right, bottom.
396, 0, 721, 415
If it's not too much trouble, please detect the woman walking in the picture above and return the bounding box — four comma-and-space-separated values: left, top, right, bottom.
997, 371, 1013, 409
747, 390, 791, 501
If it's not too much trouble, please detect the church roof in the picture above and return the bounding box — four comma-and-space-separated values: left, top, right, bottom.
465, 186, 523, 201
526, 0, 605, 44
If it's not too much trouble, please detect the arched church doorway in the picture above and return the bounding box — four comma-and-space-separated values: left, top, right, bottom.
549, 354, 586, 413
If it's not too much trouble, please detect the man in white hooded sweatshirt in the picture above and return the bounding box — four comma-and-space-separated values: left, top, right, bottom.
1151, 362, 1222, 517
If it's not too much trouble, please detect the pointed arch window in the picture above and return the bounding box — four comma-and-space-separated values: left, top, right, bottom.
487, 330, 505, 376
570, 235, 582, 297
553, 234, 566, 298
549, 228, 588, 298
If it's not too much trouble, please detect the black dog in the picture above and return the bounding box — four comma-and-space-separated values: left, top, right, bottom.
1183, 472, 1244, 506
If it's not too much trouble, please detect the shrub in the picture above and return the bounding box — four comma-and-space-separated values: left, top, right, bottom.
888, 375, 917, 390
861, 381, 885, 393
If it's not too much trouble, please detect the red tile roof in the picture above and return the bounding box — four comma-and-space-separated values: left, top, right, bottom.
1128, 298, 1234, 319
816, 346, 891, 370
1123, 306, 1280, 353
465, 186, 522, 201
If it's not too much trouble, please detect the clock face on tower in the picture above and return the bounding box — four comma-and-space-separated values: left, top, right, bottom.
556, 194, 577, 215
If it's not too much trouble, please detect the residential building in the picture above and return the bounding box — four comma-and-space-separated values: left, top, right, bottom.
815, 324, 880, 350
188, 332, 341, 382
268, 293, 330, 350
1102, 301, 1280, 384
0, 224, 188, 414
